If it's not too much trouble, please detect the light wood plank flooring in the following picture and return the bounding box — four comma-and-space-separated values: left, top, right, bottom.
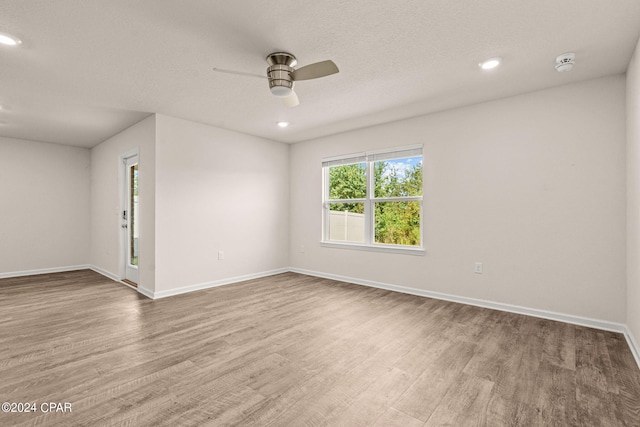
0, 270, 639, 426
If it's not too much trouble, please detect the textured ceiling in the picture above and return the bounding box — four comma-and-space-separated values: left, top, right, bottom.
1, 0, 639, 147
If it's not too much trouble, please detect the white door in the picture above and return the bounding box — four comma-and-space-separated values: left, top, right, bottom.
122, 155, 139, 285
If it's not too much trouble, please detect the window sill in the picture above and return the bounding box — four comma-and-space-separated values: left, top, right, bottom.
320, 241, 425, 256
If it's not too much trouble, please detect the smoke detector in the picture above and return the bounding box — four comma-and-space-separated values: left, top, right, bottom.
555, 53, 575, 72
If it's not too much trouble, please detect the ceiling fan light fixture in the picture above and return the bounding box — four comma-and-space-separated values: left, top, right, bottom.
0, 32, 22, 46
479, 57, 501, 70
270, 86, 292, 97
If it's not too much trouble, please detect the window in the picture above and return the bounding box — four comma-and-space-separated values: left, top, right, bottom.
322, 145, 423, 254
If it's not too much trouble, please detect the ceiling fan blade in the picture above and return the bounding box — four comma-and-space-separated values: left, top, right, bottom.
212, 68, 267, 79
282, 90, 300, 108
290, 60, 339, 81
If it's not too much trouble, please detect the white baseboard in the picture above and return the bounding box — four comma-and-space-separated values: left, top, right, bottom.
88, 265, 119, 282
137, 286, 154, 299
88, 266, 289, 299
289, 267, 629, 334
0, 264, 90, 279
625, 328, 640, 370
151, 268, 290, 299
291, 267, 640, 370
4, 263, 639, 370
88, 265, 154, 299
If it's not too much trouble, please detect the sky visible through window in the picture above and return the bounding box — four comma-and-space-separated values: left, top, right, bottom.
380, 156, 422, 179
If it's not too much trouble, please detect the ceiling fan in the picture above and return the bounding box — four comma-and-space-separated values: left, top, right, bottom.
213, 52, 339, 107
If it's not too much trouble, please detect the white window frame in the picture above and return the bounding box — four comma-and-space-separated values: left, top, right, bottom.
321, 144, 425, 256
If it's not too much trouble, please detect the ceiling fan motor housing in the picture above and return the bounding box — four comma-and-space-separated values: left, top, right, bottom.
267, 52, 297, 97
268, 64, 294, 96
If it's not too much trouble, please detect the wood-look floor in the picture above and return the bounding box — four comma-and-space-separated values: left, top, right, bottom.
1, 270, 639, 426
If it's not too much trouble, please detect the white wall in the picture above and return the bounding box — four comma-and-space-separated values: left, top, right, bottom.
627, 38, 640, 342
0, 74, 630, 331
154, 115, 289, 293
0, 137, 90, 275
291, 75, 627, 323
90, 115, 156, 291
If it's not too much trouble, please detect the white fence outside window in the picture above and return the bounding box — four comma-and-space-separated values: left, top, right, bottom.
328, 210, 364, 243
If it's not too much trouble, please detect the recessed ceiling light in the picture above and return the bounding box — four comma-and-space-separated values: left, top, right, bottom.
0, 32, 22, 46
277, 121, 290, 128
479, 57, 501, 70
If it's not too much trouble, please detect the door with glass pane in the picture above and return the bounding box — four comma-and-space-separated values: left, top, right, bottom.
123, 155, 139, 285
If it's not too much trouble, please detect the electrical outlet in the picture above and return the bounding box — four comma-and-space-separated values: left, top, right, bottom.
218, 250, 224, 260
474, 262, 483, 274
300, 245, 305, 253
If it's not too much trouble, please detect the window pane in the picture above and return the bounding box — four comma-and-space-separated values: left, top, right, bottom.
328, 203, 365, 243
374, 201, 421, 246
329, 163, 366, 200
130, 164, 139, 266
374, 156, 423, 198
